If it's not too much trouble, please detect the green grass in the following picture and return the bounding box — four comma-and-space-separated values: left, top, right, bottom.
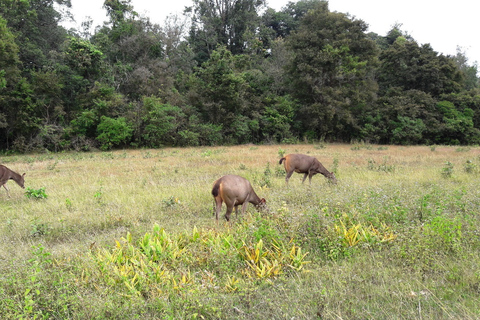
1, 144, 480, 319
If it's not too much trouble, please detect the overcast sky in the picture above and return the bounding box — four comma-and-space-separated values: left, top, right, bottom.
62, 0, 479, 65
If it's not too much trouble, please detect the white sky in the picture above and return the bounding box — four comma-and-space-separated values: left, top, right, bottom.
62, 0, 479, 65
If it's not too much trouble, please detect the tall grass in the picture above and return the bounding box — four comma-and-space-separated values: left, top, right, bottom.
1, 144, 480, 319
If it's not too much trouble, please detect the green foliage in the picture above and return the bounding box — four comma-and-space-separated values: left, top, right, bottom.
90, 223, 309, 298
30, 218, 50, 237
424, 215, 462, 249
0, 0, 479, 151
65, 37, 104, 78
258, 162, 272, 187
286, 2, 378, 140
367, 157, 395, 173
25, 187, 48, 199
464, 159, 478, 174
96, 116, 133, 150
162, 196, 180, 207
441, 161, 454, 178
378, 39, 463, 97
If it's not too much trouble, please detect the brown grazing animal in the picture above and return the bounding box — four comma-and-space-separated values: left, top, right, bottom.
211, 174, 266, 222
279, 153, 337, 185
0, 165, 26, 198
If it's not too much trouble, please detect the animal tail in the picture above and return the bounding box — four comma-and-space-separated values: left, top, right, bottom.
211, 180, 221, 197
279, 157, 286, 165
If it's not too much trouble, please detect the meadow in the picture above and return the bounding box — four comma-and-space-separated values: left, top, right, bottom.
1, 143, 480, 319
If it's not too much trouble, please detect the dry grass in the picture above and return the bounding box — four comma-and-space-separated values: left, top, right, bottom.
1, 144, 480, 319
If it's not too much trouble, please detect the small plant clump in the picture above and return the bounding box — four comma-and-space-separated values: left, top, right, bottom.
367, 158, 395, 173
441, 161, 454, 178
464, 159, 478, 174
162, 196, 180, 207
25, 187, 48, 199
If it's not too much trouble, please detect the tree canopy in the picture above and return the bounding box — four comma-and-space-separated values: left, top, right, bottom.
0, 0, 479, 152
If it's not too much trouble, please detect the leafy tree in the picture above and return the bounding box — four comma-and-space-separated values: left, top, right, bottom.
0, 15, 21, 145
453, 47, 479, 91
286, 1, 378, 141
187, 0, 266, 63
259, 95, 296, 142
261, 0, 321, 41
0, 15, 20, 88
0, 0, 70, 71
362, 89, 439, 144
141, 96, 187, 147
190, 47, 248, 125
96, 116, 133, 150
435, 100, 480, 144
377, 38, 463, 97
64, 37, 104, 79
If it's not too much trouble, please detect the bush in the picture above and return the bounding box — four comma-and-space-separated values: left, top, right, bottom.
96, 116, 133, 150
25, 187, 48, 199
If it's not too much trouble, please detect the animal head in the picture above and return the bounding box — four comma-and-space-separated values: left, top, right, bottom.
327, 172, 337, 184
256, 198, 267, 208
19, 173, 26, 188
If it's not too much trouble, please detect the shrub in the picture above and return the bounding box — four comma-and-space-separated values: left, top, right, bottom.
441, 161, 454, 178
25, 187, 48, 199
96, 116, 133, 150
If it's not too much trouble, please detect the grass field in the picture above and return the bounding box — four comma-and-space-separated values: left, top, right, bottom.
1, 143, 480, 319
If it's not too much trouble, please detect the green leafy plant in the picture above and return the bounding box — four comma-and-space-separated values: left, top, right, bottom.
93, 187, 103, 201
65, 198, 73, 211
441, 161, 454, 178
367, 157, 395, 172
30, 218, 50, 237
258, 162, 272, 187
25, 187, 48, 199
96, 116, 133, 151
464, 159, 477, 174
163, 196, 180, 207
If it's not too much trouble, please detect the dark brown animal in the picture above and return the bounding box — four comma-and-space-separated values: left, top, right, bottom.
211, 175, 266, 222
279, 153, 337, 185
0, 165, 26, 198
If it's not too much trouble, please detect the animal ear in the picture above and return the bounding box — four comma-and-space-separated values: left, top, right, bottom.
22, 173, 26, 177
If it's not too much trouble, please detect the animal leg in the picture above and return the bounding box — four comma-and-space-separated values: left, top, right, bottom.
214, 199, 223, 221
301, 173, 308, 184
234, 205, 240, 218
308, 171, 315, 185
241, 202, 249, 215
285, 170, 295, 185
225, 205, 234, 222
2, 183, 10, 198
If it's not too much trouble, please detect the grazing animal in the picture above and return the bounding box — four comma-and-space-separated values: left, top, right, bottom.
0, 165, 26, 198
279, 153, 337, 185
211, 174, 266, 222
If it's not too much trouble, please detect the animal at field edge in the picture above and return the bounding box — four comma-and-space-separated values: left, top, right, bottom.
279, 153, 337, 185
211, 174, 266, 222
0, 165, 26, 198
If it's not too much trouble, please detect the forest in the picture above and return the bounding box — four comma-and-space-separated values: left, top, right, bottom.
0, 0, 479, 152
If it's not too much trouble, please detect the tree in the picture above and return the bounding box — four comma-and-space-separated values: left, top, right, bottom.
453, 47, 479, 91
187, 0, 266, 63
286, 1, 378, 141
261, 0, 321, 42
0, 0, 70, 71
96, 116, 133, 150
377, 38, 463, 97
0, 15, 20, 89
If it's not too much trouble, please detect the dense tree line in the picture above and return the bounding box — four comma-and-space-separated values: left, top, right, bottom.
0, 0, 479, 152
